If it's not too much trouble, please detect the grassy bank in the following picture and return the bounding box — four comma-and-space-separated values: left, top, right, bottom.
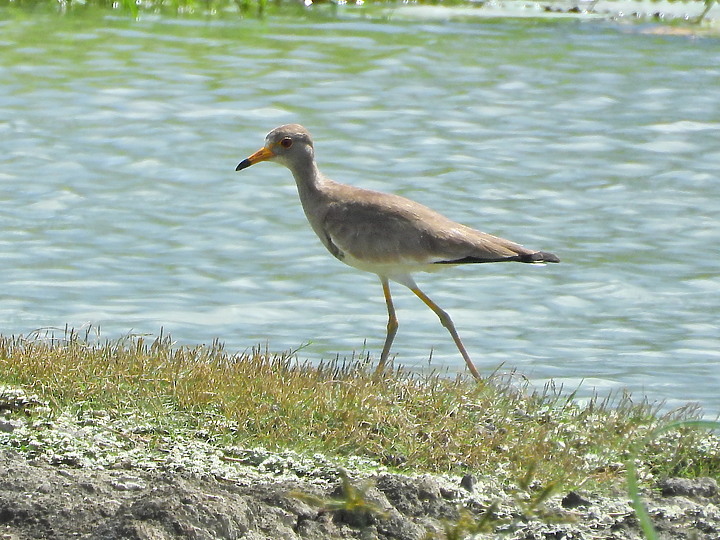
1, 0, 716, 23
1, 329, 718, 497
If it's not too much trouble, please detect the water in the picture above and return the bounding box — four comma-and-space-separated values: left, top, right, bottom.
1, 7, 719, 416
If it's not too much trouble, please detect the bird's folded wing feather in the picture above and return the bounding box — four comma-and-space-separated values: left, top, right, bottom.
321, 188, 532, 265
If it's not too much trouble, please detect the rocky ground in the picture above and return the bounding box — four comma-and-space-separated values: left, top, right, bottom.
1, 447, 719, 539
1, 387, 719, 539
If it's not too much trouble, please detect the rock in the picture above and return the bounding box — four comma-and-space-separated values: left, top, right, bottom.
0, 419, 22, 433
562, 490, 591, 509
460, 474, 475, 492
375, 474, 459, 521
659, 477, 718, 498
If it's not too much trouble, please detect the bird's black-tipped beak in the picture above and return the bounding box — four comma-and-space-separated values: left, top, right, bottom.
236, 146, 275, 171
235, 159, 252, 171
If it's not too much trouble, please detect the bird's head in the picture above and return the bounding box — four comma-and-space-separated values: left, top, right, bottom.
236, 124, 314, 172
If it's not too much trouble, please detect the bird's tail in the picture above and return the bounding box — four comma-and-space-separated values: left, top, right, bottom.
522, 251, 560, 264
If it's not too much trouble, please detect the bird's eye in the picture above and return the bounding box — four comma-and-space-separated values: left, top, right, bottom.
280, 137, 293, 149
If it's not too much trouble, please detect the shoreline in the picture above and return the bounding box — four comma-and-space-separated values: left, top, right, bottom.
1, 332, 719, 538
1, 383, 719, 538
2, 0, 718, 28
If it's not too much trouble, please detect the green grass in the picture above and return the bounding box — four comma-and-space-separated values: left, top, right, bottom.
0, 0, 715, 20
626, 419, 720, 540
1, 328, 718, 495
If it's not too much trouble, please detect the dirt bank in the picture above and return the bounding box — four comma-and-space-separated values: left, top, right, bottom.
1, 446, 719, 539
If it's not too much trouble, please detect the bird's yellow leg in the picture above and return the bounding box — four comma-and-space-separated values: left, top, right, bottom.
410, 287, 483, 381
375, 277, 398, 375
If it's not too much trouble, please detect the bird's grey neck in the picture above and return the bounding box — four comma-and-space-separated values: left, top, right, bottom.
290, 161, 333, 235
290, 160, 326, 195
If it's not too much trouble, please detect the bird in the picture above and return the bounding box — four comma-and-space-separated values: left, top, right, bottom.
236, 124, 559, 380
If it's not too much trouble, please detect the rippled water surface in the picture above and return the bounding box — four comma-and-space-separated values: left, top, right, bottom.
1, 8, 719, 415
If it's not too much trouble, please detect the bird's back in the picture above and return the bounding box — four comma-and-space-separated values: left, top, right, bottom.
312, 179, 553, 270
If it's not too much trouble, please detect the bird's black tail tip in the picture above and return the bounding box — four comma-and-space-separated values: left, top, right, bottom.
523, 251, 560, 264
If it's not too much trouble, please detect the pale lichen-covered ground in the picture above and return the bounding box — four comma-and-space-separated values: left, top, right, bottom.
1, 387, 718, 539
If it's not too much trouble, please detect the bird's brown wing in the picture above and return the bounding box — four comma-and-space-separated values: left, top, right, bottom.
321, 186, 533, 265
